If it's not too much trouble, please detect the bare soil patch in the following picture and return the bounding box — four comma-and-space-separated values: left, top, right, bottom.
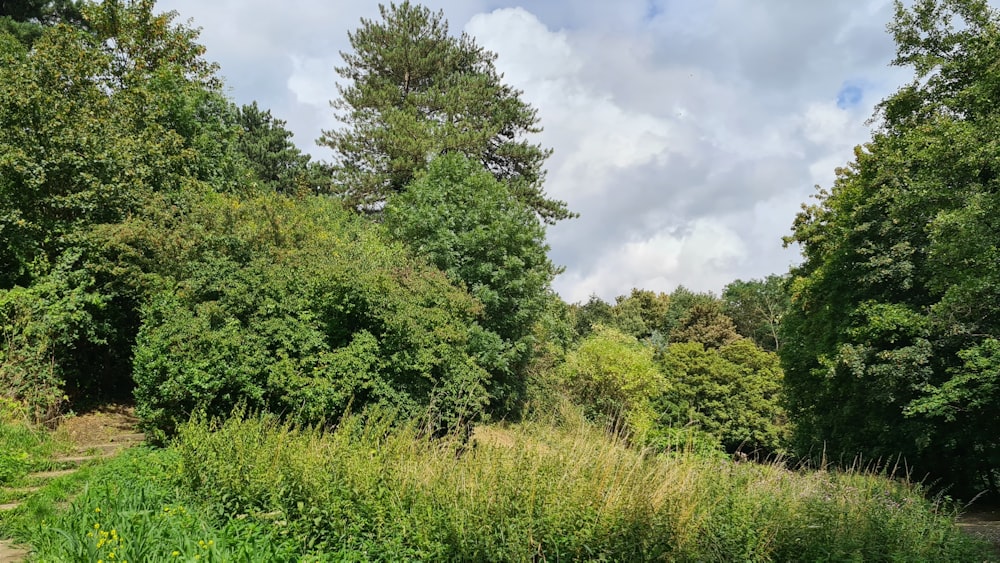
0, 540, 29, 562
51, 404, 140, 449
958, 507, 1000, 557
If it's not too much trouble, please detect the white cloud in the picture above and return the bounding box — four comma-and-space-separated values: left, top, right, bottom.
556, 218, 747, 302
465, 5, 895, 300
154, 0, 930, 301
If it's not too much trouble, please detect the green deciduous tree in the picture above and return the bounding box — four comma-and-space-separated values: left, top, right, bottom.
665, 289, 740, 349
0, 0, 244, 288
611, 289, 672, 341
132, 193, 495, 442
658, 339, 786, 454
321, 1, 570, 223
569, 295, 615, 340
0, 0, 84, 45
558, 326, 664, 437
781, 0, 1000, 496
723, 275, 789, 352
384, 153, 555, 416
0, 0, 254, 414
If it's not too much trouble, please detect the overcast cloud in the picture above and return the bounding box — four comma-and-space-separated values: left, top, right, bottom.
156, 0, 921, 302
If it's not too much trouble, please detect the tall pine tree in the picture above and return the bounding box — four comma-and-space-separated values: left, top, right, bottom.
320, 2, 571, 223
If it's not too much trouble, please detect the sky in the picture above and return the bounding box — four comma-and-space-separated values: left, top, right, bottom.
155, 0, 917, 303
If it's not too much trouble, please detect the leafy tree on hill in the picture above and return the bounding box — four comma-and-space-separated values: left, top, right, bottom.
722, 275, 789, 352
611, 289, 672, 341
0, 0, 253, 413
569, 295, 615, 339
657, 339, 786, 454
320, 1, 571, 223
781, 0, 1000, 496
0, 0, 234, 289
384, 153, 556, 416
558, 325, 664, 437
660, 287, 715, 336
132, 193, 498, 442
568, 290, 671, 342
668, 301, 741, 349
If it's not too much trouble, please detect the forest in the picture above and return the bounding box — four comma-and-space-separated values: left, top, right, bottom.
0, 0, 998, 560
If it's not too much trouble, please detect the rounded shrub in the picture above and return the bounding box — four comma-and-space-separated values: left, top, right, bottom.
133, 195, 497, 442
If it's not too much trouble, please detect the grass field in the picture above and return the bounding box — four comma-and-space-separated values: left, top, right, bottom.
1, 404, 994, 562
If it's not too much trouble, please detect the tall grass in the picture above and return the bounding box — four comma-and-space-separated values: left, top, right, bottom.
6, 405, 993, 561
0, 398, 64, 487
168, 406, 989, 561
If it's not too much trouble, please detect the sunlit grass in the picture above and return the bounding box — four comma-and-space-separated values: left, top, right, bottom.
2, 405, 993, 561
0, 399, 72, 488
168, 406, 991, 561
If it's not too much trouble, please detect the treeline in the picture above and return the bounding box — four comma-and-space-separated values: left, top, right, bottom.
1, 0, 998, 501
0, 0, 565, 443
541, 281, 789, 456
0, 0, 788, 459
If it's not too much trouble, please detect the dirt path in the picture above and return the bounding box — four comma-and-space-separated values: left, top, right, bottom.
957, 506, 1000, 559
0, 406, 144, 562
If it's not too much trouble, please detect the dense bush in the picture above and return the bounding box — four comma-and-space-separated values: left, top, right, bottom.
657, 339, 787, 454
0, 1, 253, 416
385, 154, 557, 416
0, 251, 114, 420
557, 325, 664, 437
132, 193, 497, 441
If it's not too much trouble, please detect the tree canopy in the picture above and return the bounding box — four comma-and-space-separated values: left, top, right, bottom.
236, 102, 332, 195
781, 0, 1000, 496
320, 1, 571, 223
0, 0, 84, 45
723, 275, 788, 352
384, 153, 556, 416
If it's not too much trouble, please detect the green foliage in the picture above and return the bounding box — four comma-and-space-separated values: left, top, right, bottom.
10, 411, 988, 562
236, 101, 332, 194
722, 275, 789, 352
781, 0, 1000, 496
0, 1, 316, 417
0, 0, 84, 45
132, 193, 494, 442
0, 0, 239, 280
0, 250, 114, 420
558, 326, 664, 437
522, 293, 576, 412
558, 287, 786, 453
0, 403, 55, 485
569, 294, 615, 339
321, 1, 570, 223
569, 289, 671, 342
612, 289, 672, 341
660, 287, 713, 334
657, 340, 787, 454
9, 447, 301, 562
0, 0, 248, 288
384, 153, 556, 416
668, 300, 741, 349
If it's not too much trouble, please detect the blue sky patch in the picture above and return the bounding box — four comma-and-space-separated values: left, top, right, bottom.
645, 0, 664, 22
836, 82, 864, 109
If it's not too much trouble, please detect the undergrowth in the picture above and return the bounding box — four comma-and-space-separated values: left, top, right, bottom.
2, 406, 994, 562
0, 398, 67, 487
